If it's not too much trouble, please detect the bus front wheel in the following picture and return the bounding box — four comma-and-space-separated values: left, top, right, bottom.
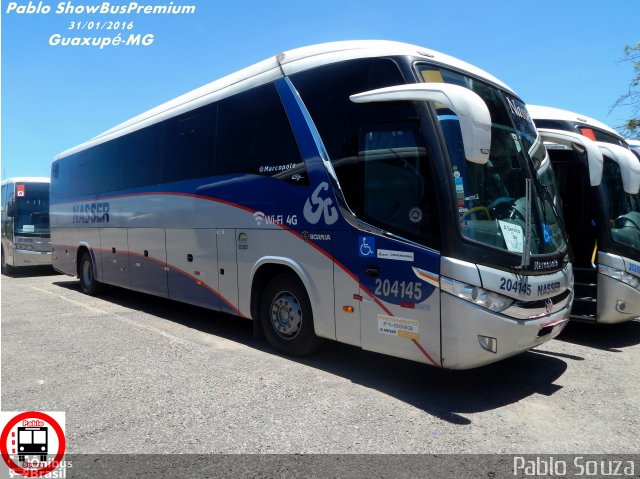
259, 273, 324, 357
1, 247, 14, 276
79, 251, 105, 295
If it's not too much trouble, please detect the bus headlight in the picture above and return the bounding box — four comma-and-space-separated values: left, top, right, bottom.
441, 277, 515, 313
599, 265, 640, 291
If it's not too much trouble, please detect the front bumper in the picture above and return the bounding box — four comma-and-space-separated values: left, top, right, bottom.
440, 292, 570, 369
597, 273, 640, 323
13, 249, 52, 267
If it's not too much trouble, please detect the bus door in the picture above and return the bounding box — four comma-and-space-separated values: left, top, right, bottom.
352, 125, 442, 365
2, 185, 15, 263
357, 235, 441, 365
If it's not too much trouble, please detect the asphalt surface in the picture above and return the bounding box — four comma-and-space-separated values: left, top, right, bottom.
1, 268, 639, 455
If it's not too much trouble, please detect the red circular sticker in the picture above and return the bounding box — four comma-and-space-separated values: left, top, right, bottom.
409, 207, 423, 223
1, 412, 66, 477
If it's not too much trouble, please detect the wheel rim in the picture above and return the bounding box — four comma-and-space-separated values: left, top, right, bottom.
270, 290, 302, 340
81, 258, 92, 287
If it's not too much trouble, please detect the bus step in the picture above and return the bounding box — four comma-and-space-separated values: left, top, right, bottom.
570, 313, 597, 323
574, 296, 596, 303
573, 268, 598, 281
573, 267, 597, 273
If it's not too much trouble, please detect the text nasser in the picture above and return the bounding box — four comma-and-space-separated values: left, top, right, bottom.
72, 202, 110, 224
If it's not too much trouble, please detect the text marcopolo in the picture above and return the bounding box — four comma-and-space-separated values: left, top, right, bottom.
5, 1, 196, 15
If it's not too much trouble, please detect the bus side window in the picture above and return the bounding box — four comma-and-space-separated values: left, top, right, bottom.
162, 103, 217, 184
215, 83, 307, 185
358, 124, 439, 247
291, 58, 440, 249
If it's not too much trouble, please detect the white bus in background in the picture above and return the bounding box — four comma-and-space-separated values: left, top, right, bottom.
627, 139, 640, 158
529, 105, 640, 323
51, 41, 573, 369
1, 177, 52, 275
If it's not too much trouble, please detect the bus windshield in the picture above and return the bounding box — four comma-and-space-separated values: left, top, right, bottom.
14, 183, 50, 235
601, 159, 640, 251
417, 65, 566, 257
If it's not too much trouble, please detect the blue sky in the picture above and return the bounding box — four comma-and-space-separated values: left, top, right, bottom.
2, 0, 638, 178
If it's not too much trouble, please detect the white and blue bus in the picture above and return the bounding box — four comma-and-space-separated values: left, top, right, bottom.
1, 177, 52, 274
51, 41, 573, 369
529, 105, 640, 323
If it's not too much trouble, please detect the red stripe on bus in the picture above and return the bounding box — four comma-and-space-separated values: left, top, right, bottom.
59, 244, 246, 318
52, 192, 440, 366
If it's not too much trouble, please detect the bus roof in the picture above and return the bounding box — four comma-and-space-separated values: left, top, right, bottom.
1, 177, 50, 186
528, 105, 623, 140
55, 40, 515, 161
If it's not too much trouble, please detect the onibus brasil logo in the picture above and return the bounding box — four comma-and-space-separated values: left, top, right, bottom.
1, 412, 66, 478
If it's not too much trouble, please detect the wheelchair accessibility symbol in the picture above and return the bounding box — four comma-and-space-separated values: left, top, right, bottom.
358, 236, 376, 257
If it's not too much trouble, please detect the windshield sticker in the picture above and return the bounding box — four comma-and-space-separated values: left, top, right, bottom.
511, 133, 522, 152
378, 314, 420, 340
498, 220, 524, 252
409, 207, 422, 223
377, 249, 414, 262
16, 184, 25, 197
542, 224, 552, 244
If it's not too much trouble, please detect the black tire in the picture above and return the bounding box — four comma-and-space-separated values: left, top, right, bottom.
259, 273, 324, 357
18, 455, 25, 462
1, 247, 14, 276
40, 455, 47, 462
79, 251, 105, 295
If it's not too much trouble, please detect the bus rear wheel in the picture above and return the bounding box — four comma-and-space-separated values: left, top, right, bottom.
1, 247, 14, 276
79, 251, 105, 295
259, 273, 324, 357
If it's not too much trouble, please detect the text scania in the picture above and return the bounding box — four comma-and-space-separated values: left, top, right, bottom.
49, 33, 154, 48
6, 1, 196, 15
72, 202, 110, 224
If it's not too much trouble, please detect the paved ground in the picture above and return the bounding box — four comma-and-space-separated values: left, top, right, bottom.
1, 268, 639, 454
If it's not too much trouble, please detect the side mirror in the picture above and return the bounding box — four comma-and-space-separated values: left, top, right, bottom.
350, 83, 491, 164
537, 128, 604, 186
597, 143, 640, 195
6, 201, 15, 218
